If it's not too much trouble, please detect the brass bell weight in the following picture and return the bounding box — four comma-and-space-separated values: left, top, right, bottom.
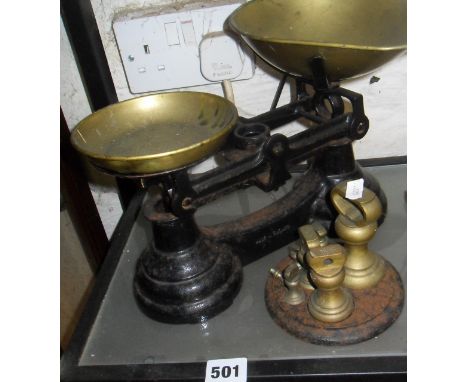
306, 244, 354, 323
287, 223, 328, 291
270, 264, 306, 306
331, 181, 386, 289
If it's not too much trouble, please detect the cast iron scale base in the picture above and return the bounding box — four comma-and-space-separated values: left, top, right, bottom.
133, 188, 243, 324
265, 257, 405, 345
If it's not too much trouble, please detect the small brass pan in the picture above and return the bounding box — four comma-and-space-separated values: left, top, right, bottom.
71, 92, 238, 176
229, 0, 407, 82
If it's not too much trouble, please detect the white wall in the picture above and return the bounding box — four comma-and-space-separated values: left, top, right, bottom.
60, 0, 407, 237
61, 17, 123, 238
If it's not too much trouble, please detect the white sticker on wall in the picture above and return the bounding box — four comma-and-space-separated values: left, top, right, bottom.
205, 357, 247, 382
345, 178, 364, 200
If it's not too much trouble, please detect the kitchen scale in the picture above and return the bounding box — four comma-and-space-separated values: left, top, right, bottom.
71, 0, 406, 345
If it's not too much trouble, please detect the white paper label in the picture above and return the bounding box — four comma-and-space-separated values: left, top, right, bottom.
345, 178, 364, 200
205, 358, 247, 382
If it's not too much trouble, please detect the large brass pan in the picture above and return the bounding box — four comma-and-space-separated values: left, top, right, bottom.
71, 92, 238, 175
229, 0, 407, 82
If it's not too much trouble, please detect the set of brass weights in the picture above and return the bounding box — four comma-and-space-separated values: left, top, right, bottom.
265, 181, 405, 345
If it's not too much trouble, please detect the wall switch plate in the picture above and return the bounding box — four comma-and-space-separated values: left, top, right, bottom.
113, 2, 255, 94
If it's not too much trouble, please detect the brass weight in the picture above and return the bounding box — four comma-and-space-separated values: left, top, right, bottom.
306, 244, 354, 323
331, 182, 386, 289
270, 264, 305, 306
288, 223, 328, 290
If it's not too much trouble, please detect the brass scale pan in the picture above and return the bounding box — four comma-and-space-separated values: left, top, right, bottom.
71, 92, 238, 175
71, 0, 406, 175
229, 0, 407, 82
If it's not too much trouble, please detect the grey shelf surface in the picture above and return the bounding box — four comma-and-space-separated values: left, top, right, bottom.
80, 164, 406, 366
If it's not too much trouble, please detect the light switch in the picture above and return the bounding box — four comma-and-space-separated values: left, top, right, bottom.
181, 20, 197, 46
164, 22, 180, 46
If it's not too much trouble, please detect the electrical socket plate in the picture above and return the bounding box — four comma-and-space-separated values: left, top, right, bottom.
113, 2, 255, 94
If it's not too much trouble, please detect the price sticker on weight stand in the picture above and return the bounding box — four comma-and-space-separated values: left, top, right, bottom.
205, 358, 247, 382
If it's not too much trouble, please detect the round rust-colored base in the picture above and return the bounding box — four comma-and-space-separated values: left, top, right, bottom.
265, 257, 405, 345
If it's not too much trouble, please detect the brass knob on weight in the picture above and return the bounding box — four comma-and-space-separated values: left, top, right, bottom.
331, 182, 386, 289
306, 244, 354, 323
298, 222, 328, 255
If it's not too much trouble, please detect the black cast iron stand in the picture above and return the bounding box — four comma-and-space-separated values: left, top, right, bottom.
133, 184, 243, 324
